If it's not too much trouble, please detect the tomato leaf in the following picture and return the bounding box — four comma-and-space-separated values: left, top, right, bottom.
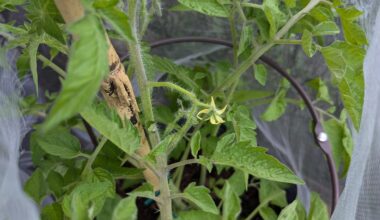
43, 14, 109, 130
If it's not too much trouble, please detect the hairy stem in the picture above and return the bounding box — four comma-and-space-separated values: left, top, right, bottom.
148, 81, 209, 108
37, 55, 66, 78
128, 0, 160, 146
81, 136, 107, 176
157, 155, 173, 220
167, 106, 198, 154
167, 159, 199, 170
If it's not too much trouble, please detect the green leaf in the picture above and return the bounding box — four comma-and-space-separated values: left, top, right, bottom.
259, 180, 287, 208
112, 196, 137, 220
198, 156, 213, 172
178, 0, 228, 17
41, 203, 64, 220
254, 64, 267, 86
85, 168, 116, 190
222, 181, 241, 220
278, 199, 306, 220
261, 80, 290, 121
313, 21, 340, 36
227, 170, 248, 196
259, 207, 278, 220
182, 183, 219, 215
97, 197, 121, 220
27, 0, 65, 43
238, 25, 253, 56
43, 14, 109, 130
34, 127, 82, 159
47, 171, 65, 198
321, 41, 365, 129
98, 7, 135, 42
308, 192, 329, 220
41, 32, 69, 54
0, 0, 25, 11
337, 7, 367, 46
16, 50, 30, 78
322, 118, 352, 177
232, 90, 273, 103
309, 6, 334, 22
341, 20, 368, 46
336, 6, 363, 21
231, 106, 257, 146
151, 56, 201, 92
263, 0, 287, 38
62, 182, 114, 219
93, 0, 118, 8
128, 183, 156, 200
146, 134, 174, 162
211, 134, 304, 184
306, 77, 333, 104
28, 37, 40, 95
24, 169, 48, 204
177, 210, 220, 220
190, 131, 201, 158
81, 103, 140, 155
301, 29, 316, 57
284, 0, 296, 8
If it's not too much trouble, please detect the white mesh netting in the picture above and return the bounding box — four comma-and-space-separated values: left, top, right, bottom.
332, 1, 380, 219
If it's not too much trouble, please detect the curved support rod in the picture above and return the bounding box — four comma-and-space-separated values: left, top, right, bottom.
121, 36, 339, 212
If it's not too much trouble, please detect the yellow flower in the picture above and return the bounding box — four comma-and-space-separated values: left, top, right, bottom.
197, 97, 227, 125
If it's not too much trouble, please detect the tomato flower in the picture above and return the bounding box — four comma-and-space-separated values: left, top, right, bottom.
197, 97, 227, 124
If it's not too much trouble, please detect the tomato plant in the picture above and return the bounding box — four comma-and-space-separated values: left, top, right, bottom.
0, 0, 366, 219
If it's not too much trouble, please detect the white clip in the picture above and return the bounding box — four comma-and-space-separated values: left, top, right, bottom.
317, 132, 328, 142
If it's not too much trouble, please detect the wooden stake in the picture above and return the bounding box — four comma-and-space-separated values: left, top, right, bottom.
54, 0, 160, 190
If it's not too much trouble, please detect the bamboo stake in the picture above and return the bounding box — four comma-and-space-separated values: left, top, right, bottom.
54, 0, 160, 189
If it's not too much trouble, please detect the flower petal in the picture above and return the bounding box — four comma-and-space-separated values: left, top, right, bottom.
214, 114, 225, 124
210, 114, 218, 124
216, 105, 227, 115
210, 96, 216, 109
197, 109, 210, 120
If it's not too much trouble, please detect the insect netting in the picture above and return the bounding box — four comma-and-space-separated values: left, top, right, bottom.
332, 1, 380, 219
0, 50, 39, 220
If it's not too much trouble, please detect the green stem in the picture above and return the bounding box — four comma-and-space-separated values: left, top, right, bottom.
274, 39, 302, 45
157, 155, 173, 220
233, 0, 246, 23
228, 12, 239, 67
173, 144, 191, 188
37, 55, 66, 78
213, 0, 324, 95
241, 2, 263, 10
199, 166, 207, 186
139, 0, 148, 37
213, 43, 274, 94
81, 136, 107, 176
244, 191, 284, 220
167, 159, 199, 170
148, 81, 209, 108
128, 0, 160, 146
132, 154, 161, 178
167, 106, 198, 154
275, 0, 322, 39
316, 106, 340, 122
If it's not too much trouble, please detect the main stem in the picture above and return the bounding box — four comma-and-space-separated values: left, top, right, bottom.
128, 0, 160, 146
158, 155, 173, 220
